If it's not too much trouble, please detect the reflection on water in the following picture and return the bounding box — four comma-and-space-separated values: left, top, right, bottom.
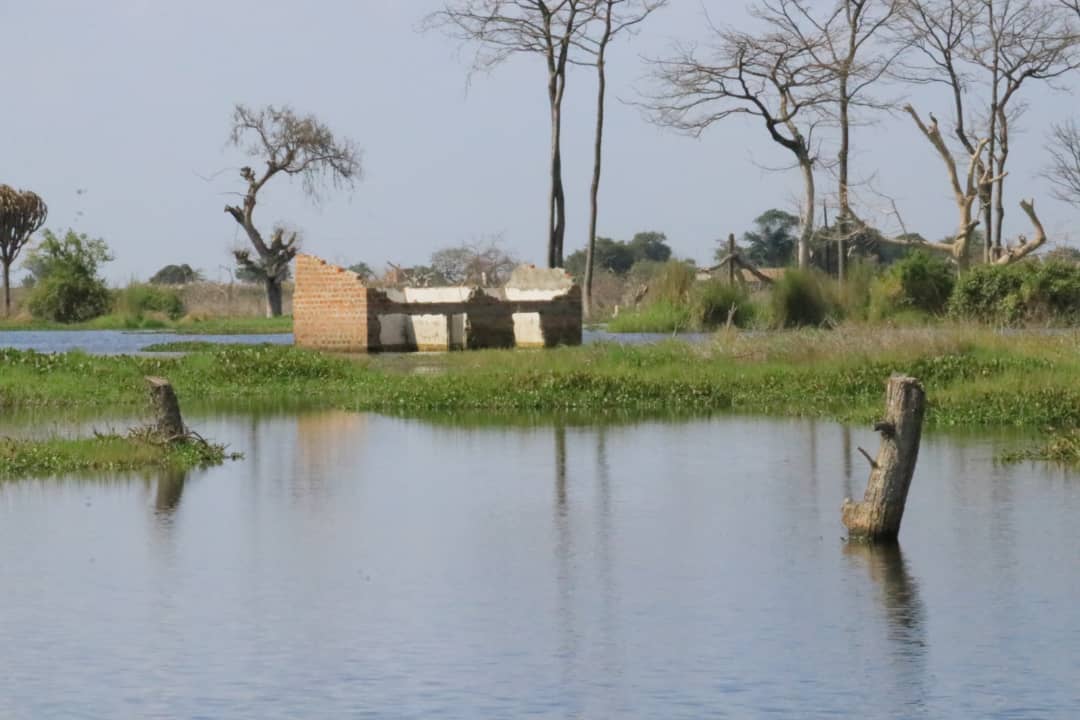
844, 541, 927, 715
153, 469, 186, 517
0, 410, 1077, 718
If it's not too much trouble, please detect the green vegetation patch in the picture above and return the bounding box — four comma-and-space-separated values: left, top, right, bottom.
1001, 429, 1080, 467
0, 315, 293, 334
2, 329, 1079, 434
0, 433, 237, 477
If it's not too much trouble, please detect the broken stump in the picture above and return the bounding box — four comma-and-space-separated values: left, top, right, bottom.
842, 374, 926, 542
146, 376, 185, 440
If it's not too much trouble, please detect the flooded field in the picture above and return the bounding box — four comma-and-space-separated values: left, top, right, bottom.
0, 410, 1076, 717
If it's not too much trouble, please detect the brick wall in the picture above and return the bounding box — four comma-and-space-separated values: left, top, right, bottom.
293, 254, 370, 352
294, 254, 582, 353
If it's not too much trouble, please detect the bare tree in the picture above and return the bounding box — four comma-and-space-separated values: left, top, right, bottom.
578, 0, 666, 319
901, 105, 999, 261
224, 104, 361, 317
1045, 119, 1080, 206
0, 185, 47, 316
968, 0, 1080, 254
426, 1, 590, 269
899, 0, 1079, 261
646, 22, 833, 268
430, 235, 519, 285
768, 0, 902, 280
892, 104, 1046, 263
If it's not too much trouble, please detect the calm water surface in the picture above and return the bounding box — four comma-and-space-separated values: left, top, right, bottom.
0, 412, 1077, 718
0, 328, 707, 354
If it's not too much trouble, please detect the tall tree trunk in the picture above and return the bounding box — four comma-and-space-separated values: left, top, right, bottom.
585, 43, 609, 319
985, 4, 1000, 263
2, 262, 10, 317
837, 88, 850, 282
798, 156, 815, 269
265, 276, 283, 318
547, 74, 568, 269
994, 108, 1009, 256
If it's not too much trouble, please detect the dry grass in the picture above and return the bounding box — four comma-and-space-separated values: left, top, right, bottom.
703, 324, 1080, 365
175, 282, 293, 318
2, 282, 292, 321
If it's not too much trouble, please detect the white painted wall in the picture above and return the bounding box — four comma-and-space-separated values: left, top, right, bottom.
410, 314, 451, 350
512, 312, 544, 347
403, 287, 473, 303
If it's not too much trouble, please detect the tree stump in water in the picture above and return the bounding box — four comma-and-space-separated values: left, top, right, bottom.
146, 376, 185, 440
842, 375, 926, 542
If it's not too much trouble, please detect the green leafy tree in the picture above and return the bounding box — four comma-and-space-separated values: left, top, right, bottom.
236, 259, 291, 284
628, 231, 672, 263
24, 229, 113, 322
735, 210, 798, 267
149, 263, 203, 284
347, 262, 375, 280
567, 232, 671, 277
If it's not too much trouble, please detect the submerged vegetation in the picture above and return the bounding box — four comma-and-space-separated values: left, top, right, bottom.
2, 328, 1079, 432
0, 432, 235, 477
1002, 429, 1080, 467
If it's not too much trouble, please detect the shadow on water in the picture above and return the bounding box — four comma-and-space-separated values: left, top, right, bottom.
843, 541, 928, 710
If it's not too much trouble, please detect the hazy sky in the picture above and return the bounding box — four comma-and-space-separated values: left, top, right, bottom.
2, 0, 1078, 283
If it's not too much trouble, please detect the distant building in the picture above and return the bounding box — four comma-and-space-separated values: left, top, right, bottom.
293, 254, 582, 352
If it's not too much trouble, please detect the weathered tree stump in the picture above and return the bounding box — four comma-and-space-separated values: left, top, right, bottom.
146, 376, 185, 440
842, 375, 926, 542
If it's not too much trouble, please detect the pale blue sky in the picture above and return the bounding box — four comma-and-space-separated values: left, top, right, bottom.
1, 0, 1077, 283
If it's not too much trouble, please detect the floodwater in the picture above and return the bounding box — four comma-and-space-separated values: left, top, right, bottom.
0, 411, 1077, 718
0, 328, 708, 354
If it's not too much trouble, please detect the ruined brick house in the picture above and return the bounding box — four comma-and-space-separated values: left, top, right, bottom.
293, 254, 582, 352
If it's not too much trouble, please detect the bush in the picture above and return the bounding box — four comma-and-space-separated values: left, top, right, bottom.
692, 280, 755, 328
837, 259, 877, 321
114, 283, 185, 320
606, 300, 694, 333
649, 260, 696, 304
27, 269, 112, 322
24, 229, 113, 323
770, 268, 837, 328
950, 260, 1080, 324
869, 251, 954, 320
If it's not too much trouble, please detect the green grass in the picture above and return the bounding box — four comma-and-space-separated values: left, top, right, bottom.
0, 433, 237, 477
139, 340, 270, 353
2, 327, 1079, 432
606, 301, 695, 333
0, 314, 293, 335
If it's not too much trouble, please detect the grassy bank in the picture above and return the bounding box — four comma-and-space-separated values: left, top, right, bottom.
0, 434, 236, 477
0, 314, 292, 335
2, 327, 1079, 432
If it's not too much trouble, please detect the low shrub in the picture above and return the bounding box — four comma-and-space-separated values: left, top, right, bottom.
949, 260, 1080, 324
770, 269, 837, 328
114, 283, 185, 320
837, 260, 877, 321
26, 269, 112, 323
649, 260, 697, 305
869, 251, 954, 320
606, 300, 694, 333
692, 280, 755, 328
